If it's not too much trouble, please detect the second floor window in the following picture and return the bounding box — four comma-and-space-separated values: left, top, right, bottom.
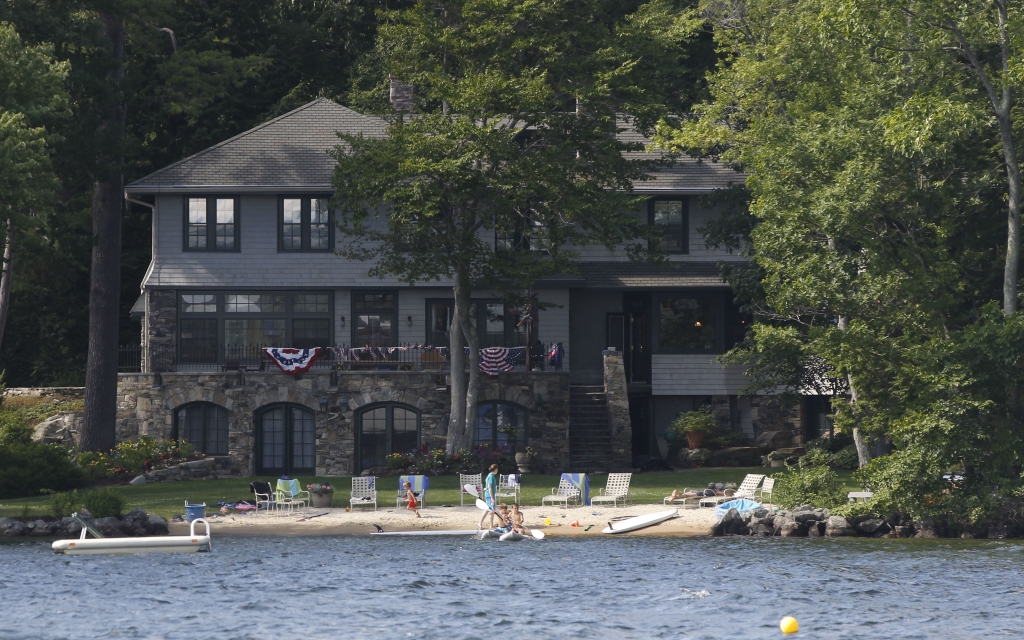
649, 198, 688, 254
280, 197, 332, 251
185, 196, 239, 251
354, 290, 396, 347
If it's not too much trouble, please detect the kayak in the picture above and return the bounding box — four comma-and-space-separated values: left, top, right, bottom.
478, 529, 505, 539
602, 509, 678, 535
499, 531, 528, 542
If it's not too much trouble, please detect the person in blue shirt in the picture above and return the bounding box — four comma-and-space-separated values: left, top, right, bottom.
478, 464, 501, 529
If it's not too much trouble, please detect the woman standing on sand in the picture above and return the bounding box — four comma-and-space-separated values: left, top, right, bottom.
478, 464, 500, 529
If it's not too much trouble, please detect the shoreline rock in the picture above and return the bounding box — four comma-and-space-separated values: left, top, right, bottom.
0, 509, 168, 538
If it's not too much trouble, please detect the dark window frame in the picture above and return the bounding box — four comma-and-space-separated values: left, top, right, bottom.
424, 298, 529, 348
473, 401, 530, 452
648, 197, 689, 254
352, 289, 398, 347
277, 195, 334, 252
653, 291, 727, 354
173, 402, 230, 456
254, 403, 317, 475
356, 402, 421, 472
182, 195, 241, 252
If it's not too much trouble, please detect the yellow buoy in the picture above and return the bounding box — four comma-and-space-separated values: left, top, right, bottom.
779, 617, 799, 634
543, 517, 551, 525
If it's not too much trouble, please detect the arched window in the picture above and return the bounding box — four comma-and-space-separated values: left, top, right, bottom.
357, 403, 420, 472
256, 404, 316, 475
475, 402, 528, 452
174, 402, 229, 456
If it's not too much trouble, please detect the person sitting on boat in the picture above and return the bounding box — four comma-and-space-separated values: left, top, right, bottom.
509, 503, 524, 528
492, 503, 512, 534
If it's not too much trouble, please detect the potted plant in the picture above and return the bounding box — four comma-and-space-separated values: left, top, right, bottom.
307, 483, 334, 508
672, 409, 717, 449
514, 447, 537, 473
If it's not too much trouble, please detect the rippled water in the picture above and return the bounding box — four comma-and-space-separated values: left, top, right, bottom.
2, 535, 1023, 639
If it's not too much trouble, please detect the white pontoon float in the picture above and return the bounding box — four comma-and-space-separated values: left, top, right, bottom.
52, 513, 212, 555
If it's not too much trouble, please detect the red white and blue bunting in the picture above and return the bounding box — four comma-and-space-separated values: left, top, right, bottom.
263, 347, 320, 374
466, 346, 525, 377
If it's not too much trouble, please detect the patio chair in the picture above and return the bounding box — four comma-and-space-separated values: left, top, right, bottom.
396, 475, 429, 509
757, 477, 776, 504
541, 475, 581, 509
275, 478, 310, 512
460, 473, 482, 507
250, 481, 275, 515
496, 473, 522, 505
592, 473, 632, 508
700, 474, 764, 508
351, 476, 377, 511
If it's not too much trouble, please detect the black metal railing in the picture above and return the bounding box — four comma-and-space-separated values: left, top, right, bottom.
118, 343, 565, 374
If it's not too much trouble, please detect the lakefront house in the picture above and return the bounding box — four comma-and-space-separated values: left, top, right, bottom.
113, 96, 815, 480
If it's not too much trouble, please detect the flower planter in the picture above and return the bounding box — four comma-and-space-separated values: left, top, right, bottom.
311, 493, 333, 508
515, 452, 532, 473
685, 430, 707, 449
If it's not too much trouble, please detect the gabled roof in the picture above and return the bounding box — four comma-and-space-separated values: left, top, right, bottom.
126, 99, 742, 194
125, 99, 387, 193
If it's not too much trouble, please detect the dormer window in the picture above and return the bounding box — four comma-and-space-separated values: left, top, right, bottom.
279, 196, 333, 252
649, 197, 688, 254
184, 196, 240, 251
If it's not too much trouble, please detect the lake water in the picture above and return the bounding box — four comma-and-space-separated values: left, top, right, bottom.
1, 535, 1022, 639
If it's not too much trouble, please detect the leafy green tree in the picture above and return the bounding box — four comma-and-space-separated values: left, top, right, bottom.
333, 0, 697, 451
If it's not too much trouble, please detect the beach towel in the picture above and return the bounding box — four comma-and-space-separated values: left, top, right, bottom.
562, 473, 590, 506
277, 478, 301, 498
714, 498, 762, 519
399, 475, 429, 498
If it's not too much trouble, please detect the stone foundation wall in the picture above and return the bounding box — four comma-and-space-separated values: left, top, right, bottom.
145, 289, 177, 372
602, 350, 632, 469
116, 370, 571, 477
5, 387, 85, 399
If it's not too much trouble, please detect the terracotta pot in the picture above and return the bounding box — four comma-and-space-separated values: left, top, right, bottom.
311, 493, 333, 508
685, 430, 707, 449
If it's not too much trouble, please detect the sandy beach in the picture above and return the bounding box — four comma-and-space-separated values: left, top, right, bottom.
169, 503, 718, 538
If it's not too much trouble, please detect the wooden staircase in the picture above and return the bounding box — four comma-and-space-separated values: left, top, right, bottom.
569, 385, 613, 471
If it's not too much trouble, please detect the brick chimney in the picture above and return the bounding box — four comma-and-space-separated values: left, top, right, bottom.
389, 75, 414, 113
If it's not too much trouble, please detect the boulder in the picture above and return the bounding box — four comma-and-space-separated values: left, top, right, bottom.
794, 510, 822, 524
779, 520, 807, 537
807, 522, 824, 537
182, 458, 214, 470
1, 520, 27, 537
713, 508, 749, 536
856, 518, 889, 535
145, 515, 169, 535
894, 525, 914, 538
29, 520, 57, 537
94, 517, 124, 537
751, 523, 774, 537
825, 516, 857, 537
126, 508, 148, 520
129, 475, 147, 485
77, 508, 92, 519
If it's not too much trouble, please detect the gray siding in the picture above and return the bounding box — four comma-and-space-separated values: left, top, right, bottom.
651, 354, 749, 395
568, 289, 622, 384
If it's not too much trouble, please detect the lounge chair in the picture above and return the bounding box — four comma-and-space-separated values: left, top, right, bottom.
396, 475, 429, 508
663, 487, 711, 507
592, 473, 632, 508
757, 477, 776, 504
699, 474, 764, 508
250, 481, 275, 515
351, 476, 377, 511
460, 473, 482, 506
496, 473, 521, 505
275, 478, 310, 512
541, 475, 581, 509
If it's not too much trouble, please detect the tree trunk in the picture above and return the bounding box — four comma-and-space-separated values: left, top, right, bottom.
997, 110, 1021, 315
836, 313, 871, 468
462, 300, 481, 453
81, 13, 125, 454
446, 265, 471, 453
0, 219, 14, 352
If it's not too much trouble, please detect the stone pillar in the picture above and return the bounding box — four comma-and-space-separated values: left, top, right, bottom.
603, 349, 632, 470
145, 289, 176, 372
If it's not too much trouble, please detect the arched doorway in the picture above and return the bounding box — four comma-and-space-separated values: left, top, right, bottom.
256, 403, 316, 475
357, 403, 420, 472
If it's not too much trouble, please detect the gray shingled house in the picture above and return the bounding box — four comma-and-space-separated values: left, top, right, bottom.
115, 98, 810, 479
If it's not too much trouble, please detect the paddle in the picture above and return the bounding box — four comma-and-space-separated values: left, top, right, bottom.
473, 499, 544, 539
297, 512, 329, 522
464, 484, 480, 497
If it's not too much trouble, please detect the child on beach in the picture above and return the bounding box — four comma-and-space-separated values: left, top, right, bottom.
403, 481, 421, 518
478, 464, 501, 529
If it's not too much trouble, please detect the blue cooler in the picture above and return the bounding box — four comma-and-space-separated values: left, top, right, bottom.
185, 501, 206, 522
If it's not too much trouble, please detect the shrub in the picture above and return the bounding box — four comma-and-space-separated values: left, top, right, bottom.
671, 408, 717, 434
0, 411, 33, 446
832, 445, 859, 470
772, 463, 847, 509
0, 441, 87, 499
80, 488, 124, 518
49, 489, 81, 518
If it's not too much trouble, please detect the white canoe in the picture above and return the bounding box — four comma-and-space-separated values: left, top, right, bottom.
602, 509, 678, 534
372, 530, 479, 536
499, 531, 528, 542
52, 518, 212, 555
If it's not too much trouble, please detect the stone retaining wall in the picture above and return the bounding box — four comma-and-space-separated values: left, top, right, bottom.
140, 457, 241, 483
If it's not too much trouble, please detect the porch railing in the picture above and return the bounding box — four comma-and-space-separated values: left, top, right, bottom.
118, 343, 565, 374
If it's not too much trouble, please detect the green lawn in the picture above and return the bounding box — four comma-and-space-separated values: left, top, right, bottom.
0, 468, 859, 519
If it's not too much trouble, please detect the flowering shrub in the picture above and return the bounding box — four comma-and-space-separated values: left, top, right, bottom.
307, 483, 334, 495
369, 444, 517, 476
78, 438, 201, 478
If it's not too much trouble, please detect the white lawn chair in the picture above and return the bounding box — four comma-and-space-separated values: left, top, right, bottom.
592, 473, 632, 508
757, 477, 775, 504
699, 474, 764, 508
275, 478, 310, 513
250, 481, 276, 516
541, 476, 580, 509
496, 473, 522, 505
351, 476, 377, 511
460, 473, 482, 507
